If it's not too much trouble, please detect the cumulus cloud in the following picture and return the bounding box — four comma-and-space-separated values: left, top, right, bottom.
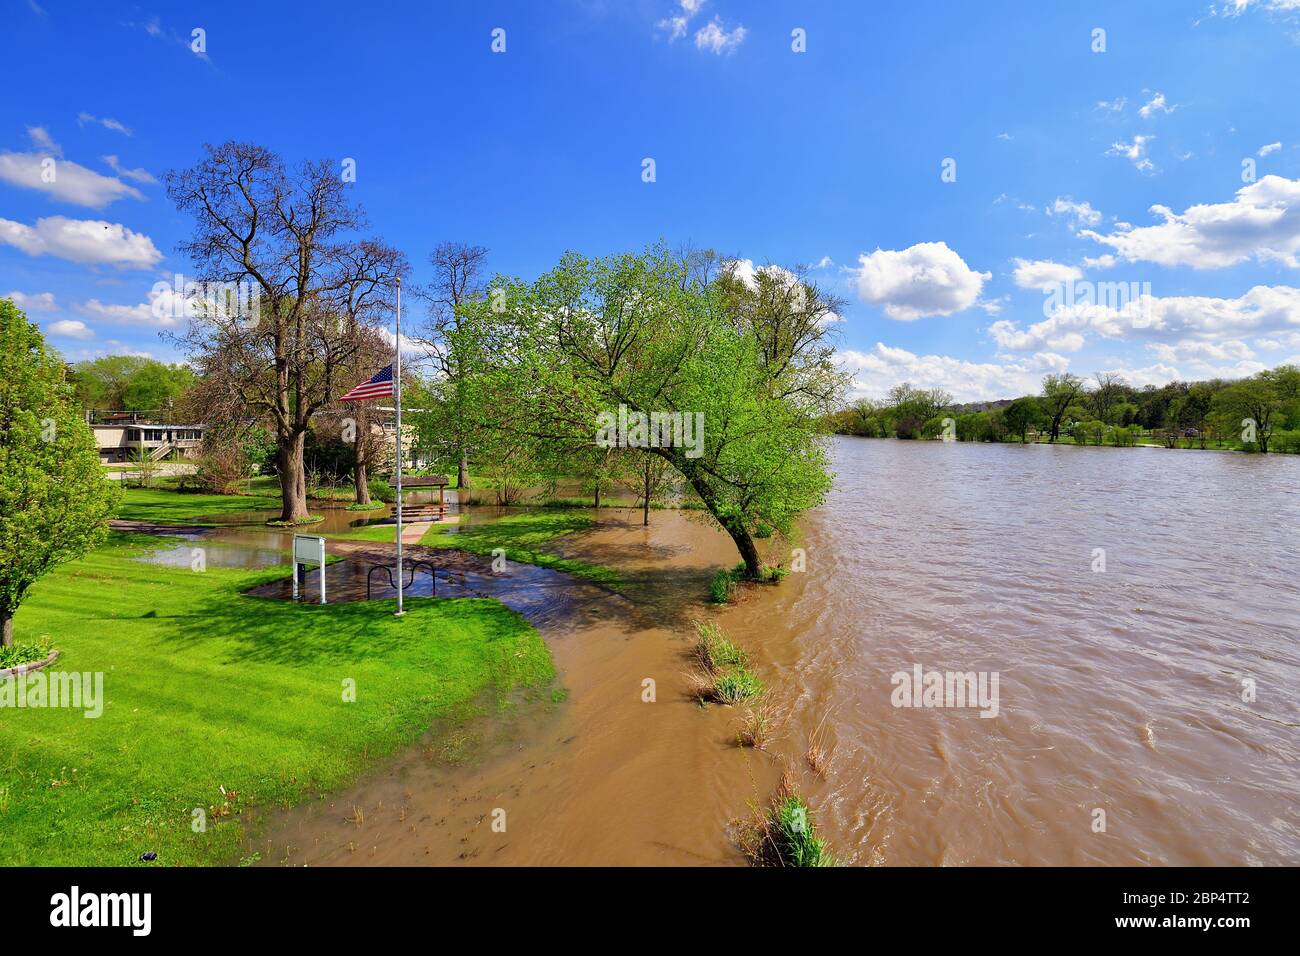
1012, 258, 1083, 289
852, 241, 990, 320
989, 285, 1300, 358
1081, 175, 1300, 268
0, 215, 162, 268
839, 343, 1066, 403
4, 290, 56, 312
48, 319, 94, 339
1258, 141, 1282, 156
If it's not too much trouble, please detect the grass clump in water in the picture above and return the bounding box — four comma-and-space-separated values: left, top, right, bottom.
738, 769, 837, 867
687, 620, 763, 705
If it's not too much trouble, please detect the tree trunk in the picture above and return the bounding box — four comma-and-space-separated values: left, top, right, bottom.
1, 608, 12, 648
642, 463, 651, 526
354, 459, 371, 505
458, 448, 470, 489
353, 429, 371, 506
278, 430, 310, 523
675, 457, 763, 579
593, 484, 601, 509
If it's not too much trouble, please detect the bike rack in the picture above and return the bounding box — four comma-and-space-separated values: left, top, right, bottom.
366, 560, 438, 600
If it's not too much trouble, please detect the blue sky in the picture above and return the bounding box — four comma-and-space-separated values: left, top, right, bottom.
3, 0, 1300, 401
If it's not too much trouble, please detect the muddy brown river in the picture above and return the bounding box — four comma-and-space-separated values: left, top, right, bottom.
219, 437, 1299, 866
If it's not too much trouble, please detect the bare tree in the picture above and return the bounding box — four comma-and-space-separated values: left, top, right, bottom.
165, 142, 406, 522
415, 241, 489, 488
1092, 371, 1126, 424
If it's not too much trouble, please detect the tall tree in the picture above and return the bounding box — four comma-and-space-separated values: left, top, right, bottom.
1041, 373, 1086, 442
1091, 371, 1126, 424
416, 241, 489, 489
165, 142, 405, 522
455, 247, 844, 578
1003, 396, 1044, 443
0, 299, 118, 646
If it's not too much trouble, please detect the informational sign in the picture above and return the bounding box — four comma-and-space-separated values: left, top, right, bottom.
292, 534, 326, 604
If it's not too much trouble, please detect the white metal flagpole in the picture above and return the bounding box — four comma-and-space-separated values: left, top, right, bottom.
394, 276, 404, 617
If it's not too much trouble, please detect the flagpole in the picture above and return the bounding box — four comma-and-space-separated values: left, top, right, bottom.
394, 276, 404, 617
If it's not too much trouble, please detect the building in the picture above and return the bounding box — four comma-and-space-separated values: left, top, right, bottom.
88, 412, 206, 464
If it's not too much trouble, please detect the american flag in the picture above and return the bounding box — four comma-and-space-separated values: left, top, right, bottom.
339, 365, 394, 402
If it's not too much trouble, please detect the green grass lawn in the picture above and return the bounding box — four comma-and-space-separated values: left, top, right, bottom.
114, 486, 282, 524
418, 512, 624, 592
0, 533, 555, 866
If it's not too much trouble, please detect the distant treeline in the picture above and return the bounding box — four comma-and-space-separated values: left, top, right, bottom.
827, 366, 1300, 454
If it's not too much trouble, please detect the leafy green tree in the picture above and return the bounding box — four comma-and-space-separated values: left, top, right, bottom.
1212, 374, 1283, 452
1002, 396, 1043, 443
0, 299, 119, 646
1041, 373, 1086, 442
71, 356, 194, 413
455, 247, 843, 578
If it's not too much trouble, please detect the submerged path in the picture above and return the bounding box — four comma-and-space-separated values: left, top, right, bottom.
248, 510, 790, 866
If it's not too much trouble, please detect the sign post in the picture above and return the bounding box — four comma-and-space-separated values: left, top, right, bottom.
292, 534, 327, 605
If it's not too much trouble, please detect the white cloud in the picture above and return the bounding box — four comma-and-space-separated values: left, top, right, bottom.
1147, 339, 1255, 363
694, 17, 746, 53
840, 343, 1065, 403
26, 126, 60, 156
48, 319, 94, 340
1107, 135, 1155, 172
852, 241, 990, 320
990, 285, 1300, 356
4, 290, 56, 312
1047, 197, 1102, 228
1082, 254, 1118, 269
77, 112, 133, 136
1258, 141, 1282, 156
0, 150, 144, 207
1254, 330, 1300, 350
1138, 91, 1178, 119
1096, 96, 1127, 113
1012, 258, 1083, 290
1081, 175, 1300, 268
103, 155, 156, 184
657, 0, 707, 42
0, 215, 162, 268
0, 130, 144, 207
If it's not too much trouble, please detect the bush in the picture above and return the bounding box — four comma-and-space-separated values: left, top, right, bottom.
368, 477, 395, 502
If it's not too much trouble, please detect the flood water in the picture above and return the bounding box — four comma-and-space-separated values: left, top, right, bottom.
203, 438, 1299, 866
